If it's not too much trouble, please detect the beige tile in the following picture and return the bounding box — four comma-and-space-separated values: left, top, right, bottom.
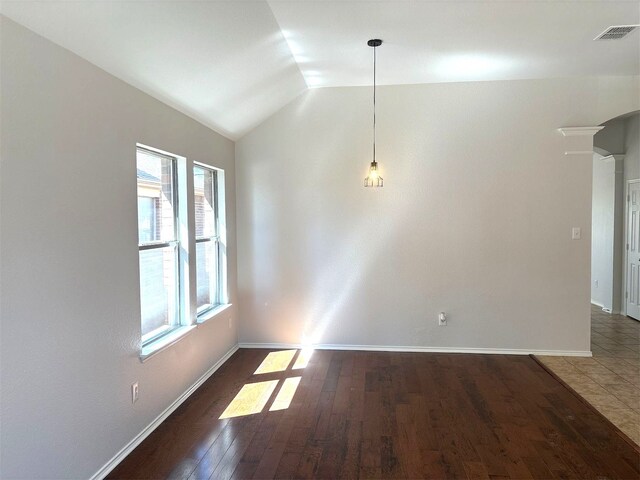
548, 364, 581, 375
606, 363, 639, 375
537, 356, 569, 366
612, 418, 640, 439
592, 336, 613, 344
618, 422, 640, 439
575, 365, 615, 376
571, 382, 610, 396
622, 358, 640, 368
602, 383, 640, 396
612, 392, 640, 410
593, 356, 626, 368
626, 430, 640, 445
561, 373, 600, 386
607, 350, 640, 360
604, 408, 639, 423
565, 357, 600, 367
587, 373, 629, 385
581, 393, 629, 409
595, 405, 637, 421
602, 344, 638, 352
621, 374, 640, 385
593, 337, 621, 344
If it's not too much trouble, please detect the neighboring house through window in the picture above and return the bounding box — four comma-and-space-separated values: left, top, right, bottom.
137, 148, 180, 345
194, 164, 226, 317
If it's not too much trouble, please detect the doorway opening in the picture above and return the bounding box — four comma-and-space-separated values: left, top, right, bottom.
591, 111, 639, 322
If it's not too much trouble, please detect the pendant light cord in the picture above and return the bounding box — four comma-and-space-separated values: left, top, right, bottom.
373, 44, 376, 164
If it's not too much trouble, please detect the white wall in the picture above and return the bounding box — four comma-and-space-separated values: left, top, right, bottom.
0, 17, 238, 479
591, 155, 616, 310
236, 76, 639, 353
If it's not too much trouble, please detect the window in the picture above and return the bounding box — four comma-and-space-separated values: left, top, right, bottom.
136, 146, 227, 357
137, 148, 181, 345
194, 164, 225, 317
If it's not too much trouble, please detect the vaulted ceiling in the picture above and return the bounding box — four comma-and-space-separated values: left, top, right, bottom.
2, 1, 638, 139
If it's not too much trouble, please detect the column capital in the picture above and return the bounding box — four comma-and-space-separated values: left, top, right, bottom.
558, 126, 605, 155
558, 126, 605, 137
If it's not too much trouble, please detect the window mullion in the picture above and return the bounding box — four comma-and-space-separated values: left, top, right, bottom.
139, 240, 177, 250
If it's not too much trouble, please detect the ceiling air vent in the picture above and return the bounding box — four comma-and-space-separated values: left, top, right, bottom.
594, 25, 638, 40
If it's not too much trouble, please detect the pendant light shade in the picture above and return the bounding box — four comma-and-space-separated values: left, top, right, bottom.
364, 160, 382, 187
364, 38, 383, 188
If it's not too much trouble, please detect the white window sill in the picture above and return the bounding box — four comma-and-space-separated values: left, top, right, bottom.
197, 303, 232, 324
140, 325, 198, 362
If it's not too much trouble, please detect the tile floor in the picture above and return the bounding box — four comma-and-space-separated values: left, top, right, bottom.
538, 305, 640, 445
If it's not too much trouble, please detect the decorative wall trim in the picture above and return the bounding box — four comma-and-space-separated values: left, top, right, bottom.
558, 126, 605, 156
558, 126, 605, 137
238, 343, 592, 357
90, 344, 239, 480
601, 154, 625, 163
564, 151, 595, 155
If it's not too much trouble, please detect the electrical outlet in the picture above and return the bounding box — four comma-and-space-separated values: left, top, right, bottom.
572, 227, 581, 240
595, 280, 599, 288
438, 312, 447, 326
132, 382, 139, 404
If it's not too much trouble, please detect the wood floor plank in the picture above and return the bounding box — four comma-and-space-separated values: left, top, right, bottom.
108, 349, 640, 480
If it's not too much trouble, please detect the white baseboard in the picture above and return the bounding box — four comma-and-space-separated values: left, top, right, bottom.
591, 301, 621, 315
91, 344, 239, 480
238, 343, 591, 357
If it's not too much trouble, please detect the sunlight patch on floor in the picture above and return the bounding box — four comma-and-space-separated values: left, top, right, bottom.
219, 380, 279, 419
292, 348, 314, 370
269, 376, 302, 411
254, 350, 297, 374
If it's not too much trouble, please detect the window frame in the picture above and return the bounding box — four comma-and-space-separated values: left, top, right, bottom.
137, 146, 183, 348
194, 162, 225, 319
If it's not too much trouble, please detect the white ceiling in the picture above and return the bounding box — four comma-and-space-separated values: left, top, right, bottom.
0, 0, 307, 139
2, 1, 639, 139
270, 0, 640, 87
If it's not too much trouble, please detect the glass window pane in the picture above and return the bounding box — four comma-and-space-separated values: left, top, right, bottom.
139, 246, 178, 339
196, 240, 218, 311
137, 197, 157, 243
137, 150, 176, 243
194, 166, 216, 239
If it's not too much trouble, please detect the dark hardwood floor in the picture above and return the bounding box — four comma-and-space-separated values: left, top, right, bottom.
108, 349, 640, 479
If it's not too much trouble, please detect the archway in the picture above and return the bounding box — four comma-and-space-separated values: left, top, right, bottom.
592, 110, 639, 320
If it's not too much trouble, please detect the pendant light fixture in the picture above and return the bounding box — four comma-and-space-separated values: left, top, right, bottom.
364, 38, 383, 187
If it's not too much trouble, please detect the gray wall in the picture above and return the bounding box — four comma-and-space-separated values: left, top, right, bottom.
625, 114, 639, 183
591, 155, 616, 310
236, 76, 639, 353
0, 17, 238, 478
